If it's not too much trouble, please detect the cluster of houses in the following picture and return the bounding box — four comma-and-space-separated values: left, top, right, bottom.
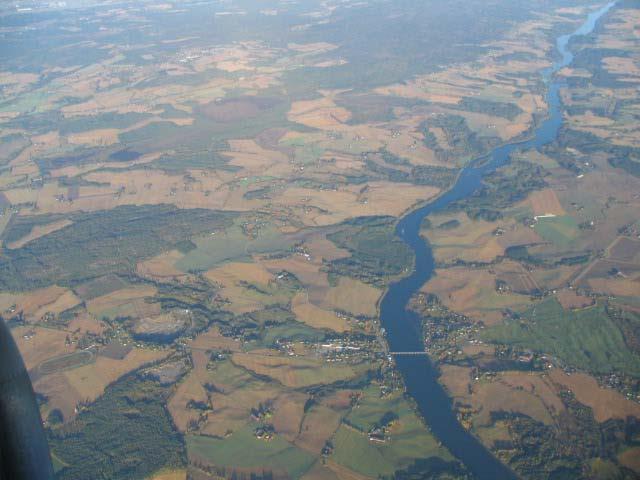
251, 403, 275, 441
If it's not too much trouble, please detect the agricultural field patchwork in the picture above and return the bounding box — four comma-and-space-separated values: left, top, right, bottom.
410, 3, 640, 478
1, 0, 638, 479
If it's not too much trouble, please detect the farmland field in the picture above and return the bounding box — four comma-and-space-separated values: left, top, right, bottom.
187, 428, 315, 479
2, 0, 639, 479
482, 298, 640, 376
534, 216, 580, 249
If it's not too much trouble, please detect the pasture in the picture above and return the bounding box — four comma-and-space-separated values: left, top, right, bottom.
534, 215, 580, 249
231, 351, 369, 388
482, 298, 640, 375
187, 427, 315, 479
332, 386, 453, 477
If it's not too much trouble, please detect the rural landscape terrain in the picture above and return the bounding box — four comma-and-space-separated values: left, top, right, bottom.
0, 0, 639, 479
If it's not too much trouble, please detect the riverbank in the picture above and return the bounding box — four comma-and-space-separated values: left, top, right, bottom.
378, 3, 617, 479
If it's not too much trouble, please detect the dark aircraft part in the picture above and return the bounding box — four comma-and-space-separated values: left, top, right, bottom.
0, 319, 55, 480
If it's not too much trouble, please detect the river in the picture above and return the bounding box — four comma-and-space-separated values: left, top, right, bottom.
378, 3, 616, 478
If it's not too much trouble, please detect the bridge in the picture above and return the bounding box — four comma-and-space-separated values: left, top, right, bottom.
389, 351, 429, 356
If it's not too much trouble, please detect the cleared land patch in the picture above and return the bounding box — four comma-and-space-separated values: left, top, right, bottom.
187, 427, 315, 479
292, 293, 350, 332
231, 351, 367, 388
482, 298, 640, 376
321, 278, 381, 317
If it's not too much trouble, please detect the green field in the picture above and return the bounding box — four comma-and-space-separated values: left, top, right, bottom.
347, 388, 411, 432
281, 137, 325, 165
332, 423, 450, 478
50, 451, 69, 473
187, 427, 315, 479
176, 222, 293, 273
534, 215, 580, 249
232, 354, 370, 389
58, 112, 150, 135
332, 386, 452, 477
0, 90, 51, 115
118, 98, 298, 154
260, 320, 327, 347
482, 298, 640, 375
74, 274, 131, 301
36, 350, 95, 376
152, 149, 233, 172
208, 359, 255, 387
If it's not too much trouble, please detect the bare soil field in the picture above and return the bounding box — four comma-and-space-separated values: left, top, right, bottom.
291, 292, 350, 332
288, 96, 351, 130
231, 351, 363, 388
276, 182, 438, 227
321, 278, 381, 317
1, 285, 80, 322
67, 128, 121, 147
305, 235, 350, 263
454, 354, 566, 430
199, 97, 281, 123
295, 404, 343, 454
199, 378, 283, 437
33, 290, 82, 321
531, 264, 582, 291
149, 470, 187, 480
271, 391, 309, 442
137, 250, 187, 281
262, 255, 330, 298
528, 188, 566, 216
168, 371, 209, 432
86, 285, 159, 319
608, 237, 640, 263
577, 259, 640, 292
555, 288, 595, 310
14, 326, 75, 370
223, 139, 289, 174
439, 364, 472, 398
423, 212, 508, 263
496, 263, 541, 295
189, 326, 242, 359
587, 277, 640, 297
207, 261, 274, 285
35, 372, 81, 423
67, 313, 105, 335
471, 380, 555, 427
204, 261, 279, 314
618, 447, 640, 475
548, 369, 640, 423
423, 267, 532, 325
287, 42, 338, 54
500, 372, 564, 414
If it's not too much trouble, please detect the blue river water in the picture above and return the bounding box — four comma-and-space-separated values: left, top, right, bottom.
378, 3, 616, 478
